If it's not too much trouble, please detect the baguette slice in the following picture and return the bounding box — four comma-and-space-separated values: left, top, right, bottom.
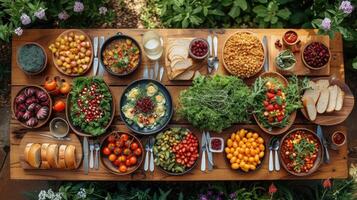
304, 96, 317, 121
64, 145, 77, 169
174, 70, 195, 80
303, 89, 321, 104
40, 143, 50, 161
316, 79, 330, 90
41, 161, 51, 169
24, 143, 34, 162
335, 86, 345, 111
26, 143, 41, 168
326, 85, 338, 112
46, 144, 59, 168
317, 88, 330, 114
58, 145, 67, 169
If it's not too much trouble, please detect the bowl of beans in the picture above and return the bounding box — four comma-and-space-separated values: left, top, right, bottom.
302, 41, 330, 70
189, 38, 209, 60
222, 31, 265, 78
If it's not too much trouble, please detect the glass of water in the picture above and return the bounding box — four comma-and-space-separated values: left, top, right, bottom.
142, 31, 163, 61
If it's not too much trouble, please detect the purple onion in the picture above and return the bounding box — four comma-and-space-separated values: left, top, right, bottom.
34, 104, 42, 112
23, 110, 33, 120
17, 103, 26, 112
24, 87, 36, 97
15, 110, 25, 120
27, 103, 38, 111
36, 90, 48, 102
36, 106, 49, 120
15, 94, 26, 104
40, 99, 50, 106
25, 96, 39, 106
26, 117, 38, 127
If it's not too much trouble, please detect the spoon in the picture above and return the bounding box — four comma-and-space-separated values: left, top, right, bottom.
268, 142, 274, 172
273, 139, 280, 171
207, 35, 215, 73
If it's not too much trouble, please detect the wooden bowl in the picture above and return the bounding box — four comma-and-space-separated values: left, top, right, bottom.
52, 29, 93, 77
224, 128, 267, 173
66, 79, 115, 137
16, 42, 47, 75
100, 131, 144, 175
279, 128, 323, 176
282, 30, 299, 47
222, 31, 265, 78
301, 77, 355, 125
302, 41, 331, 71
253, 72, 296, 135
12, 85, 52, 129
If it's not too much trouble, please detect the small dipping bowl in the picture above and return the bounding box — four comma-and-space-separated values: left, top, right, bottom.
282, 30, 299, 47
209, 137, 224, 153
330, 131, 346, 150
50, 117, 69, 138
189, 38, 209, 60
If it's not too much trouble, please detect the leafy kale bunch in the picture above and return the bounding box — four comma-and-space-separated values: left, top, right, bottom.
178, 75, 252, 132
70, 77, 112, 136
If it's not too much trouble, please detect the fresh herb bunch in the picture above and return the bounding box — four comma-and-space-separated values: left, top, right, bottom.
251, 76, 308, 129
178, 75, 252, 132
69, 77, 112, 136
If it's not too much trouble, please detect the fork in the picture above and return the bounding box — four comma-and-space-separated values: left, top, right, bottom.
97, 36, 105, 76
144, 139, 150, 171
149, 136, 155, 173
94, 142, 100, 170
89, 140, 94, 169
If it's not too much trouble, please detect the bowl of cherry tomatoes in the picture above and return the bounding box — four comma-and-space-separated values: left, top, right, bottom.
100, 131, 143, 175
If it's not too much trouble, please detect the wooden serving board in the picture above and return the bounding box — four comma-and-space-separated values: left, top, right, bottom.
164, 37, 208, 80
19, 132, 83, 170
269, 34, 330, 76
301, 77, 355, 126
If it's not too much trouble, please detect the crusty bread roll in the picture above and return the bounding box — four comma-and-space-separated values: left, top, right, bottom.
317, 88, 329, 114
24, 143, 34, 162
64, 145, 77, 169
58, 145, 67, 169
46, 144, 59, 168
326, 85, 338, 112
40, 143, 50, 169
41, 161, 51, 169
25, 143, 41, 168
335, 86, 345, 111
304, 96, 317, 121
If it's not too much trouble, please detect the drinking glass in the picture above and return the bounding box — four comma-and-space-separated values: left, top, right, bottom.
142, 31, 163, 61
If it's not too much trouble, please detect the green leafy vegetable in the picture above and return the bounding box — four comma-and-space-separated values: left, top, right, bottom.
178, 75, 252, 132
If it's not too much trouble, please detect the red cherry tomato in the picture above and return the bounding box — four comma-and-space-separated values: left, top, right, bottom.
134, 148, 142, 156
108, 135, 116, 143
107, 142, 115, 151
120, 134, 129, 142
113, 147, 122, 156
123, 148, 131, 156
125, 159, 131, 167
119, 164, 127, 173
129, 156, 137, 165
130, 142, 139, 150
114, 159, 121, 166
102, 147, 111, 155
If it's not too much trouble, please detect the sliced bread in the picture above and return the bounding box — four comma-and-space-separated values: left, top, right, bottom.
58, 145, 67, 169
326, 85, 338, 112
46, 144, 59, 168
317, 88, 330, 114
303, 89, 320, 104
303, 96, 317, 121
64, 145, 77, 169
335, 86, 345, 111
40, 143, 51, 169
174, 70, 195, 80
316, 79, 330, 90
25, 143, 41, 168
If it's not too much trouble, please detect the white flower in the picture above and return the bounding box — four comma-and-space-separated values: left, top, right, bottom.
99, 7, 108, 15
38, 190, 47, 200
46, 189, 55, 199
34, 8, 46, 20
20, 13, 31, 25
14, 27, 23, 36
53, 192, 63, 200
76, 188, 87, 199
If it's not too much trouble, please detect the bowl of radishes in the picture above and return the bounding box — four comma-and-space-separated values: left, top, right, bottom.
12, 86, 52, 128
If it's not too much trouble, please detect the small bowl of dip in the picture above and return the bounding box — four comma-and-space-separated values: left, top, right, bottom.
50, 117, 69, 138
331, 131, 346, 150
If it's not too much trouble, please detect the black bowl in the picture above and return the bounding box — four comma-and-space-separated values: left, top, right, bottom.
119, 79, 173, 135
100, 32, 142, 77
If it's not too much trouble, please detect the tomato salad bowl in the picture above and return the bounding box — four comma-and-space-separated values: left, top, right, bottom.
279, 128, 323, 176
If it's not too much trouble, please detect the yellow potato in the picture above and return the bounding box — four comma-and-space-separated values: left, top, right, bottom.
246, 132, 252, 138
235, 134, 241, 141
259, 151, 265, 158
239, 129, 246, 138
231, 163, 239, 170
230, 157, 237, 164
232, 141, 238, 148
259, 144, 265, 151
227, 139, 233, 147
225, 147, 230, 153
257, 137, 264, 144
227, 153, 233, 159
252, 133, 259, 139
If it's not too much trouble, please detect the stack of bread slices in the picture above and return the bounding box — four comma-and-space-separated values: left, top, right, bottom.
24, 143, 77, 169
303, 79, 344, 121
166, 38, 200, 80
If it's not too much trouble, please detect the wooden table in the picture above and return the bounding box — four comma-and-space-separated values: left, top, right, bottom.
10, 29, 348, 180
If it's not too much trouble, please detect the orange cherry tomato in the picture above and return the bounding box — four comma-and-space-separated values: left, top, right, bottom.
59, 82, 71, 94
102, 147, 111, 155
44, 78, 57, 91
53, 100, 65, 112
125, 159, 131, 167
134, 148, 142, 156
118, 155, 126, 162
130, 142, 139, 150
119, 164, 127, 173
108, 154, 117, 162
129, 156, 137, 165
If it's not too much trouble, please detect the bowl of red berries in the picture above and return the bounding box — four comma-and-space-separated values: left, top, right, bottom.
100, 131, 143, 175
189, 38, 209, 60
302, 41, 330, 70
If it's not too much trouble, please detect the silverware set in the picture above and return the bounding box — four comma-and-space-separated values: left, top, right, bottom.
317, 125, 330, 163
200, 131, 214, 172
83, 137, 100, 174
143, 61, 164, 81
93, 36, 105, 76
207, 34, 219, 74
144, 136, 155, 172
262, 35, 269, 72
268, 137, 280, 172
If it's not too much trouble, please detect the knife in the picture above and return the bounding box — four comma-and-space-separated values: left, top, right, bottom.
205, 131, 214, 170
143, 65, 149, 79
97, 36, 105, 76
262, 36, 269, 72
317, 125, 330, 164
200, 132, 207, 172
159, 66, 164, 82
213, 35, 219, 71
92, 37, 99, 76
207, 35, 213, 74
154, 61, 159, 80
149, 68, 154, 79
83, 136, 89, 174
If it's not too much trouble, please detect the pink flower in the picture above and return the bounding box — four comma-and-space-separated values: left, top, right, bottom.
339, 1, 354, 14
34, 8, 46, 20
99, 6, 108, 15
269, 183, 277, 195
20, 13, 31, 25
323, 178, 332, 189
321, 18, 331, 31
73, 1, 84, 13
14, 27, 23, 36
58, 11, 69, 20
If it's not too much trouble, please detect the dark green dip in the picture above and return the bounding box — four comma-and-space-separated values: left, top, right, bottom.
18, 44, 45, 73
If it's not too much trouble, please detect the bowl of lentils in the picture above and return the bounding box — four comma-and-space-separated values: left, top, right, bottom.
17, 42, 47, 75
302, 41, 330, 70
